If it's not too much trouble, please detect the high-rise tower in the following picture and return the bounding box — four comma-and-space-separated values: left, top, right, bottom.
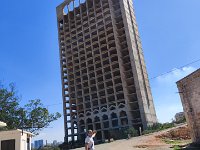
57, 0, 157, 144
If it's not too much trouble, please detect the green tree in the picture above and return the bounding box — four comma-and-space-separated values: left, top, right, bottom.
0, 83, 61, 135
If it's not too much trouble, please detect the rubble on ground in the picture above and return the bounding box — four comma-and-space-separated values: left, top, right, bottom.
156, 125, 191, 140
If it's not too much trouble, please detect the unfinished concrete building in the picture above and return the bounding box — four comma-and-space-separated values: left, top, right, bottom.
177, 69, 200, 143
57, 0, 157, 144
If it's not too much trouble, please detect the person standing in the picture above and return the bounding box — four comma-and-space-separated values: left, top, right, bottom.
85, 130, 97, 150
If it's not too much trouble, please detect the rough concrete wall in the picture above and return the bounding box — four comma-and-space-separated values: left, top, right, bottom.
177, 69, 200, 143
57, 0, 158, 143
119, 0, 157, 127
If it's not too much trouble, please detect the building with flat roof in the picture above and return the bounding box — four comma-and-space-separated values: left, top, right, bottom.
177, 68, 200, 143
57, 0, 157, 144
0, 129, 33, 150
0, 121, 6, 128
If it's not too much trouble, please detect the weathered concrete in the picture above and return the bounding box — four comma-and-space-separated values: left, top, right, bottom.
177, 68, 200, 143
57, 0, 157, 144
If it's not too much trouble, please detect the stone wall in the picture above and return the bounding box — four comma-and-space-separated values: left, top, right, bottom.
177, 69, 200, 143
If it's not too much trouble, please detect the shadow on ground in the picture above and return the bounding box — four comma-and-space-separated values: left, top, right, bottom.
180, 143, 200, 150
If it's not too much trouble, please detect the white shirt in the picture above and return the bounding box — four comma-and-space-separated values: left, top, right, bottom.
85, 135, 94, 150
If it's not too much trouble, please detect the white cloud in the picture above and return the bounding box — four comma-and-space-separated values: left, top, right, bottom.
157, 66, 196, 83
151, 66, 197, 123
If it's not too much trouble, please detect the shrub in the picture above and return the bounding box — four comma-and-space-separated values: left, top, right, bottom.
175, 117, 186, 124
124, 127, 138, 137
110, 127, 138, 140
143, 122, 175, 135
110, 129, 126, 140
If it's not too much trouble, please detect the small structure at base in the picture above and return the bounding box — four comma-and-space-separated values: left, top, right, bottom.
0, 121, 7, 128
177, 68, 200, 143
0, 129, 34, 150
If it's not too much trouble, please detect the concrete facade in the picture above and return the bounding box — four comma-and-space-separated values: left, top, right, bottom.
57, 0, 157, 143
177, 69, 200, 143
0, 129, 33, 150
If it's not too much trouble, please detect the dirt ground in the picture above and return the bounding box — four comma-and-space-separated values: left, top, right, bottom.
73, 124, 191, 150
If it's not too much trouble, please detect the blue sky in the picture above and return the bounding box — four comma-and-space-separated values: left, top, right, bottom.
0, 0, 200, 143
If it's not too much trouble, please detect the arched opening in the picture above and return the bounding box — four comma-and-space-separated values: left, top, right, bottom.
109, 105, 116, 111
79, 120, 85, 132
87, 124, 93, 130
111, 112, 117, 119
111, 112, 118, 127
86, 111, 91, 116
94, 116, 101, 130
120, 111, 128, 126
120, 111, 127, 117
101, 107, 107, 112
79, 119, 84, 125
79, 113, 84, 118
118, 103, 125, 109
121, 118, 128, 126
93, 109, 99, 114
86, 118, 92, 124
94, 116, 100, 122
87, 117, 93, 130
102, 114, 108, 121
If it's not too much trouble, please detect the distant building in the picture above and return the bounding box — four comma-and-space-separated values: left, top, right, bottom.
175, 112, 185, 122
57, 0, 157, 144
0, 129, 33, 150
177, 68, 200, 143
53, 140, 58, 146
34, 140, 44, 149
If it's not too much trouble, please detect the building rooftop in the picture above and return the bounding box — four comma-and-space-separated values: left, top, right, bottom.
0, 129, 34, 136
0, 121, 7, 127
176, 68, 200, 85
